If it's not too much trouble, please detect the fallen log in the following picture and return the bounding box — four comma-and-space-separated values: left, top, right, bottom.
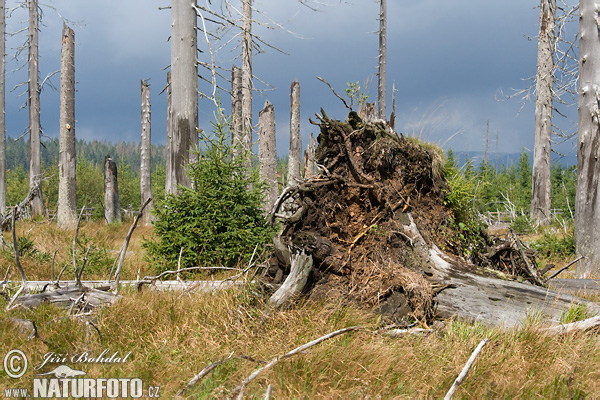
13, 285, 118, 310
2, 280, 245, 293
549, 279, 600, 295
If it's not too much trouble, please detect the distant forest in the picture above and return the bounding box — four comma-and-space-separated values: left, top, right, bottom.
6, 137, 166, 173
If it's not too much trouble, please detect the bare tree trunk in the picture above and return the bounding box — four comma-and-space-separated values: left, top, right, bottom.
165, 71, 172, 195
305, 133, 317, 179
57, 23, 76, 228
231, 65, 243, 159
167, 0, 198, 193
140, 80, 153, 225
258, 100, 278, 212
287, 79, 301, 185
241, 0, 253, 171
378, 0, 386, 120
28, 0, 42, 216
531, 0, 555, 226
575, 0, 600, 277
104, 155, 121, 224
0, 0, 5, 214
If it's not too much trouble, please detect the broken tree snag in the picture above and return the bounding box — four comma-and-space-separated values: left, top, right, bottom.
267, 111, 600, 327
57, 23, 77, 229
140, 80, 153, 225
258, 100, 278, 212
231, 64, 243, 160
269, 252, 313, 308
103, 154, 121, 224
288, 79, 301, 185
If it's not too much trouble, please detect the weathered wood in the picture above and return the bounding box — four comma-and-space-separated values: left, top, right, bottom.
168, 0, 198, 192
288, 80, 301, 184
140, 80, 153, 225
269, 252, 313, 308
258, 100, 278, 212
3, 280, 245, 292
402, 213, 600, 327
28, 0, 43, 216
543, 315, 600, 335
549, 278, 600, 294
241, 0, 253, 173
444, 339, 488, 400
575, 0, 600, 277
378, 0, 386, 120
103, 155, 121, 223
0, 0, 6, 214
231, 65, 243, 159
14, 285, 118, 310
57, 23, 77, 228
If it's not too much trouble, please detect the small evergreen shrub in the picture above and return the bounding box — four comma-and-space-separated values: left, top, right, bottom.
144, 116, 275, 273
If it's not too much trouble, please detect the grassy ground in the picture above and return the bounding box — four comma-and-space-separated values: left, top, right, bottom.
0, 220, 599, 398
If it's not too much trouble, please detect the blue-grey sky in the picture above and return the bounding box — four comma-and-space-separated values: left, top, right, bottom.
3, 0, 579, 160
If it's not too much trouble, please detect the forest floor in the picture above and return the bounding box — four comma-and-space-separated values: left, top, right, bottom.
0, 220, 599, 398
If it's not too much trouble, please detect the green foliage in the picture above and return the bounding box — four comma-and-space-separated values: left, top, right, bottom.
560, 303, 590, 324
531, 228, 576, 261
443, 156, 487, 257
144, 114, 275, 272
510, 215, 534, 234
345, 81, 369, 110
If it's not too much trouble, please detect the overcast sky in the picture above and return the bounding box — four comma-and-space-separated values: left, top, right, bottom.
3, 0, 580, 161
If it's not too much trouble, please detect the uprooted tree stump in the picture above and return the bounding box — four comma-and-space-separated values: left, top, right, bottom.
268, 110, 600, 327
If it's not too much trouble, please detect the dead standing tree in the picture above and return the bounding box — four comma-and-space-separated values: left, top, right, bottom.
575, 0, 600, 277
258, 100, 278, 212
531, 0, 556, 226
288, 79, 301, 184
241, 0, 253, 172
104, 155, 121, 224
167, 0, 199, 193
140, 80, 153, 225
0, 0, 5, 214
231, 65, 243, 159
57, 23, 77, 228
28, 0, 43, 216
378, 0, 386, 120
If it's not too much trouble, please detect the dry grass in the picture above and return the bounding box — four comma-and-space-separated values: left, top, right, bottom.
1, 287, 599, 398
1, 222, 600, 398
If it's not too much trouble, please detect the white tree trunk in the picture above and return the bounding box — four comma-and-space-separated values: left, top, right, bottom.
28, 0, 43, 216
167, 0, 198, 193
378, 0, 386, 120
575, 0, 600, 277
140, 80, 153, 225
0, 0, 5, 214
258, 100, 278, 212
104, 155, 121, 224
531, 0, 555, 226
165, 71, 172, 195
57, 23, 77, 229
287, 79, 301, 185
241, 0, 253, 171
231, 65, 243, 159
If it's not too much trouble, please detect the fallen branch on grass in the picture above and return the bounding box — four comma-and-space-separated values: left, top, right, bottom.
176, 354, 234, 398
542, 315, 600, 335
136, 266, 243, 289
230, 325, 362, 399
444, 338, 488, 400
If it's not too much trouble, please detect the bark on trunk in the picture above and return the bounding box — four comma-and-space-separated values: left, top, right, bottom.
575, 0, 600, 277
104, 155, 121, 224
531, 0, 555, 226
57, 23, 77, 228
28, 0, 43, 216
167, 0, 198, 193
241, 0, 253, 171
258, 100, 278, 212
0, 0, 5, 214
231, 65, 243, 159
288, 79, 301, 185
378, 0, 386, 120
305, 132, 317, 179
165, 71, 172, 195
140, 80, 153, 225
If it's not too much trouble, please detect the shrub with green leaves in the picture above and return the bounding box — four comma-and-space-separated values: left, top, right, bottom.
144, 116, 275, 272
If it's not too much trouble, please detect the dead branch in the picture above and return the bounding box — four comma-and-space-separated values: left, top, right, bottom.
113, 197, 152, 294
269, 252, 313, 308
509, 228, 544, 286
136, 266, 242, 289
444, 339, 488, 400
231, 326, 362, 399
547, 256, 584, 280
543, 315, 600, 335
11, 206, 27, 286
72, 206, 86, 287
176, 354, 234, 398
316, 76, 350, 109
